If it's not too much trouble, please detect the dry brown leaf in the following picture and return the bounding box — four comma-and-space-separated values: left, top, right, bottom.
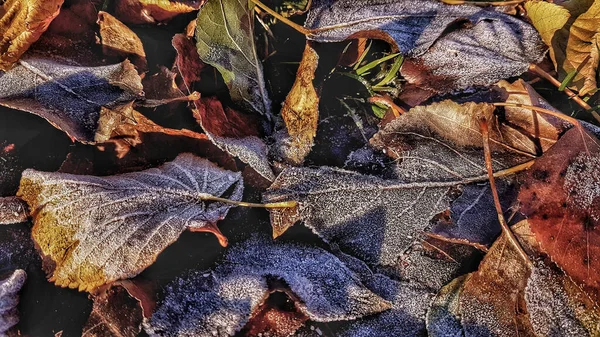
275, 43, 320, 165
0, 0, 64, 70
98, 11, 147, 72
172, 34, 204, 88
114, 0, 204, 24
82, 285, 143, 337
140, 67, 200, 107
525, 1, 571, 68
519, 127, 600, 299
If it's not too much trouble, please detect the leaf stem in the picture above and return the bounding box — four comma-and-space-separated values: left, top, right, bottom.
200, 195, 298, 209
250, 0, 312, 36
479, 117, 532, 267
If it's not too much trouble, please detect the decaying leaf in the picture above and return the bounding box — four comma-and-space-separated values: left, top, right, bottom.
241, 290, 309, 337
0, 55, 144, 143
193, 98, 275, 182
274, 43, 320, 165
0, 269, 26, 336
172, 34, 204, 88
0, 0, 64, 70
114, 0, 205, 24
82, 284, 144, 337
0, 196, 28, 225
426, 274, 467, 337
196, 0, 272, 115
17, 153, 243, 292
98, 11, 147, 71
144, 236, 390, 336
305, 0, 546, 92
141, 67, 199, 107
519, 127, 600, 297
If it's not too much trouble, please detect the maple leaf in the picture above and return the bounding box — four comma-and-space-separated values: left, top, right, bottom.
17, 153, 244, 292
274, 43, 320, 165
519, 127, 600, 298
196, 0, 272, 116
0, 0, 64, 70
304, 0, 546, 92
0, 269, 26, 336
144, 235, 390, 336
0, 54, 144, 143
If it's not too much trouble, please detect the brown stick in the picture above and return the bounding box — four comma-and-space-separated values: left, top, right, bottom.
479, 117, 532, 266
250, 0, 312, 36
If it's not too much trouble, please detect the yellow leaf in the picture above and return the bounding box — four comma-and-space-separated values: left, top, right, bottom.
0, 0, 64, 70
276, 43, 320, 165
524, 1, 570, 67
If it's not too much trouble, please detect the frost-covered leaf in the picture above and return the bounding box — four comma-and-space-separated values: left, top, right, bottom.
274, 43, 320, 165
0, 197, 28, 225
305, 0, 545, 92
17, 153, 243, 292
193, 98, 275, 182
0, 0, 64, 70
0, 55, 143, 142
145, 236, 390, 337
426, 274, 467, 337
0, 269, 26, 336
195, 0, 272, 115
525, 262, 589, 337
519, 127, 600, 298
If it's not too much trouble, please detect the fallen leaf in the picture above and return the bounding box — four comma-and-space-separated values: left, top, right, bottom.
524, 1, 571, 69
196, 0, 272, 115
114, 0, 205, 24
17, 153, 244, 292
241, 289, 309, 337
519, 127, 600, 297
171, 34, 204, 88
82, 285, 143, 337
305, 0, 546, 92
140, 67, 200, 107
0, 197, 28, 225
0, 54, 144, 143
193, 98, 276, 182
0, 269, 27, 336
98, 11, 147, 72
426, 274, 467, 337
274, 43, 320, 165
144, 236, 390, 336
0, 0, 64, 70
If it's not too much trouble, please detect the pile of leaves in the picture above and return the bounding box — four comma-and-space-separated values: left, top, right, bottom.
1, 0, 600, 336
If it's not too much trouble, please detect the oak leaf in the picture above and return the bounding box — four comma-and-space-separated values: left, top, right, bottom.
144, 236, 390, 336
305, 0, 546, 92
196, 0, 272, 115
0, 0, 64, 70
17, 153, 243, 292
0, 55, 144, 143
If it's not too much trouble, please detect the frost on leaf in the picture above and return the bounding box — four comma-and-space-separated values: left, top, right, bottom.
305, 0, 545, 92
145, 236, 389, 337
519, 127, 600, 297
195, 0, 271, 116
0, 269, 26, 336
0, 196, 28, 225
0, 55, 143, 143
17, 153, 243, 292
0, 0, 64, 70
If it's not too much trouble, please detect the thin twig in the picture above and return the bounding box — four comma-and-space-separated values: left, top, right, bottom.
250, 0, 312, 36
528, 64, 600, 124
480, 117, 532, 267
